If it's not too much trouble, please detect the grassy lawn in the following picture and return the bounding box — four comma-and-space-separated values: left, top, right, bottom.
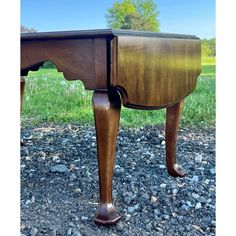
21, 61, 215, 127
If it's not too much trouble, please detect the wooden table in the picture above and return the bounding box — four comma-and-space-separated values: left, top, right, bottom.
21, 29, 201, 225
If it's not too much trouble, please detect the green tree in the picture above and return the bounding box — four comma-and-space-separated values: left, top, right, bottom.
21, 25, 37, 32
106, 0, 160, 32
201, 38, 216, 58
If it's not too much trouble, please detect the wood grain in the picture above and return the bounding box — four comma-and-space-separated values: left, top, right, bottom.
165, 100, 187, 177
21, 38, 108, 90
92, 90, 121, 225
111, 36, 201, 109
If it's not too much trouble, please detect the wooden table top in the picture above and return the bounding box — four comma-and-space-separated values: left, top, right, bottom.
21, 29, 199, 40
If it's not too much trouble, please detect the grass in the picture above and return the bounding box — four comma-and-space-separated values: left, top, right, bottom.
21, 59, 215, 127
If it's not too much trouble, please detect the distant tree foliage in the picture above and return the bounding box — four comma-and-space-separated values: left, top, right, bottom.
21, 25, 37, 33
201, 38, 216, 57
106, 0, 160, 32
21, 25, 56, 69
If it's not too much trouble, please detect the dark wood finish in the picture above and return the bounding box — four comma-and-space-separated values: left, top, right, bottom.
21, 38, 108, 90
92, 90, 121, 225
166, 100, 187, 177
20, 77, 25, 111
111, 36, 201, 109
21, 29, 201, 225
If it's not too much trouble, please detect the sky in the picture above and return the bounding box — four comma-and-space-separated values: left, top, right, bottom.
21, 0, 215, 39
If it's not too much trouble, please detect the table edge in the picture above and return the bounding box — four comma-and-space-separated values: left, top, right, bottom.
21, 29, 200, 40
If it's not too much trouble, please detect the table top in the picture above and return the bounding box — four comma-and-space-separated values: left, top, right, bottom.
21, 29, 199, 40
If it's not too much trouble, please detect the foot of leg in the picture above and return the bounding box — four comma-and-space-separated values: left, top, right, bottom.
165, 100, 187, 177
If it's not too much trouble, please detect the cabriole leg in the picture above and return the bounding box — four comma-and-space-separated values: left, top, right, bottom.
92, 90, 121, 225
165, 99, 187, 177
20, 77, 25, 111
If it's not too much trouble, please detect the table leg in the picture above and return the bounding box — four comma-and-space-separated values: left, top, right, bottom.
165, 99, 187, 177
21, 77, 25, 111
92, 90, 121, 225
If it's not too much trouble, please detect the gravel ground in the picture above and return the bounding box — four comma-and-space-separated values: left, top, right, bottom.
21, 123, 215, 236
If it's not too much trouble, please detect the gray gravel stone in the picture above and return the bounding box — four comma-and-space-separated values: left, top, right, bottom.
191, 193, 200, 200
195, 154, 203, 162
160, 183, 166, 188
128, 206, 136, 213
30, 228, 38, 236
190, 175, 199, 183
195, 202, 202, 209
69, 173, 77, 181
181, 204, 190, 211
50, 164, 69, 173
210, 167, 216, 175
21, 124, 215, 236
199, 196, 207, 203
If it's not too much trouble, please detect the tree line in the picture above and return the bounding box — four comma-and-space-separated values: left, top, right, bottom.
21, 0, 215, 64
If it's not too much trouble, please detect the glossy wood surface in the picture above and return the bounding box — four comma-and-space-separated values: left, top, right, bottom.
92, 90, 121, 225
21, 38, 108, 90
111, 36, 201, 109
20, 77, 25, 111
166, 100, 187, 177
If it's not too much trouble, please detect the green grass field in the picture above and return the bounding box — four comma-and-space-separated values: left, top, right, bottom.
21, 61, 215, 127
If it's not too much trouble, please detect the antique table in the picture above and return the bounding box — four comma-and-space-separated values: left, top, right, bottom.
21, 29, 201, 225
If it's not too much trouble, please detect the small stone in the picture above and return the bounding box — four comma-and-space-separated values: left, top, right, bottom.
191, 193, 200, 200
181, 204, 190, 211
142, 193, 149, 200
192, 225, 204, 234
81, 216, 88, 221
50, 164, 69, 173
210, 168, 216, 175
195, 202, 202, 209
31, 196, 35, 203
163, 214, 170, 220
52, 156, 60, 162
190, 175, 199, 183
159, 165, 166, 169
125, 213, 131, 221
151, 196, 158, 203
25, 200, 31, 205
124, 192, 135, 204
67, 228, 72, 235
75, 188, 81, 193
195, 154, 203, 163
154, 209, 160, 216
69, 173, 77, 181
161, 140, 166, 145
146, 222, 152, 231
160, 183, 166, 188
186, 201, 192, 207
172, 189, 178, 195
128, 206, 135, 213
198, 196, 207, 203
172, 213, 177, 217
71, 229, 81, 236
117, 221, 124, 231
30, 228, 38, 236
25, 156, 31, 161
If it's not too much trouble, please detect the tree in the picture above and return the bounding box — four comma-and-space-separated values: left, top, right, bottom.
21, 25, 37, 33
106, 0, 160, 32
201, 38, 216, 58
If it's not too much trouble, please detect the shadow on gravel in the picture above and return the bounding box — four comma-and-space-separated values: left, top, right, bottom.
21, 123, 215, 236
